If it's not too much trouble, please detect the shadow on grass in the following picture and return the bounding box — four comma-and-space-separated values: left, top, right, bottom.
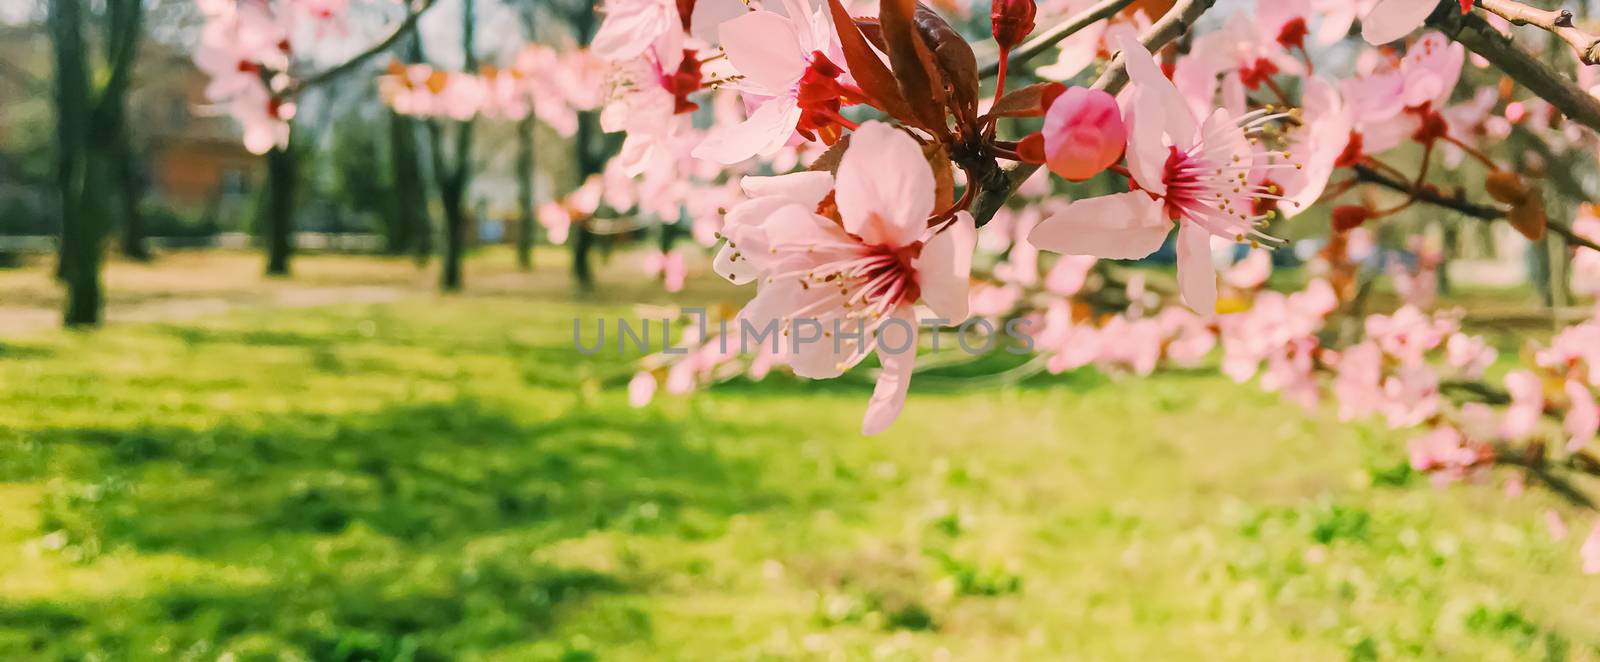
3, 397, 781, 658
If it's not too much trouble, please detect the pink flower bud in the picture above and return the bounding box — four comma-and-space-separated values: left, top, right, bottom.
1041, 87, 1125, 182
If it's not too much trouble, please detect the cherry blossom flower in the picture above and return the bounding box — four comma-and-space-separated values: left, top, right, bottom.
1030, 34, 1288, 314
731, 122, 975, 434
692, 0, 861, 164
1565, 379, 1599, 451
1502, 370, 1545, 440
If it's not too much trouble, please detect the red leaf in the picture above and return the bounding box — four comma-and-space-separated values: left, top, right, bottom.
988, 82, 1065, 118
826, 0, 916, 125
880, 0, 950, 135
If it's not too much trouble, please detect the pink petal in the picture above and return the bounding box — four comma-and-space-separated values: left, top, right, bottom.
1176, 222, 1218, 315
1028, 191, 1170, 260
740, 171, 835, 207
835, 121, 935, 248
915, 212, 976, 323
1566, 379, 1599, 451
1361, 0, 1435, 45
718, 10, 805, 91
692, 95, 802, 164
862, 309, 919, 435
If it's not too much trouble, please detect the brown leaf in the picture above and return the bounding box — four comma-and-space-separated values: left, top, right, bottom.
1508, 194, 1547, 241
914, 3, 979, 128
808, 135, 852, 174
827, 0, 916, 123
880, 0, 950, 135
989, 82, 1066, 118
1484, 170, 1529, 206
923, 142, 955, 210
855, 18, 887, 53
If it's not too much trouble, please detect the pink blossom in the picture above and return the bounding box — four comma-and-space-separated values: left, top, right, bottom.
1502, 370, 1545, 440
692, 0, 856, 164
1044, 254, 1098, 296
1333, 342, 1384, 421
1382, 364, 1441, 429
1566, 379, 1599, 451
1030, 35, 1286, 315
1583, 521, 1600, 574
1365, 306, 1454, 367
1312, 0, 1378, 45
628, 371, 658, 407
1445, 332, 1496, 378
1041, 87, 1126, 181
733, 122, 975, 434
1222, 250, 1271, 290
1546, 510, 1570, 542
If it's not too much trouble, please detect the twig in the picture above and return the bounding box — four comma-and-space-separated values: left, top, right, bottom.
1350, 164, 1600, 254
978, 0, 1136, 78
971, 0, 1216, 225
1475, 0, 1600, 65
1432, 8, 1600, 133
281, 0, 437, 97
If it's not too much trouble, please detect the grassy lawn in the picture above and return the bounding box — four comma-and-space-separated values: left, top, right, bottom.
0, 254, 1596, 660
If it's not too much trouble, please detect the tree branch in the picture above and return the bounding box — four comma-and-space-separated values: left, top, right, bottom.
978, 0, 1135, 77
971, 0, 1216, 225
1475, 0, 1600, 65
1351, 164, 1600, 254
281, 0, 437, 97
1432, 8, 1600, 133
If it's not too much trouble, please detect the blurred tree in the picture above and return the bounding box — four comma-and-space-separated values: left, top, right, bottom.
425, 0, 477, 292
515, 114, 536, 270
48, 0, 143, 326
260, 133, 301, 277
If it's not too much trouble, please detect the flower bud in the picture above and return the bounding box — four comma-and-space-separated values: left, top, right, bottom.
990, 0, 1036, 50
1041, 87, 1125, 182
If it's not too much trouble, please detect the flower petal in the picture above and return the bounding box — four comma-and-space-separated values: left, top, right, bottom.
740, 171, 835, 207
915, 211, 975, 323
1028, 191, 1171, 260
835, 121, 935, 248
862, 309, 919, 435
1176, 221, 1218, 315
1361, 0, 1435, 45
718, 10, 806, 91
692, 95, 802, 164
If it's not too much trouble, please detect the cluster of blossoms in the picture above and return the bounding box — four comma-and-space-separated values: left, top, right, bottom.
193, 0, 346, 153
378, 44, 604, 132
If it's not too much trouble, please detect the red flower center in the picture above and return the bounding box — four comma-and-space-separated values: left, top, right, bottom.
1276, 17, 1309, 51
795, 51, 865, 145
663, 49, 704, 115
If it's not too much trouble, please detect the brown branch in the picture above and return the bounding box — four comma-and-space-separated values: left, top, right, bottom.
978, 0, 1135, 77
1475, 0, 1600, 65
280, 0, 437, 97
1431, 8, 1600, 133
1351, 163, 1600, 254
971, 0, 1216, 226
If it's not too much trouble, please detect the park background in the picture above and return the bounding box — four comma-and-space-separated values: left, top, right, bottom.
3, 0, 1600, 660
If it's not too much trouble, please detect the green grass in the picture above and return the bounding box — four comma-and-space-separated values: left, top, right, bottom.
0, 279, 1598, 660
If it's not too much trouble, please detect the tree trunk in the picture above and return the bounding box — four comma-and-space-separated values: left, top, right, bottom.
440, 177, 466, 291
50, 0, 99, 326
387, 110, 429, 256
263, 144, 297, 277
571, 220, 594, 291
515, 115, 536, 270
116, 127, 149, 261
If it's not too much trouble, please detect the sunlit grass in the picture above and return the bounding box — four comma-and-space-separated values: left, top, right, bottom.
0, 256, 1594, 660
